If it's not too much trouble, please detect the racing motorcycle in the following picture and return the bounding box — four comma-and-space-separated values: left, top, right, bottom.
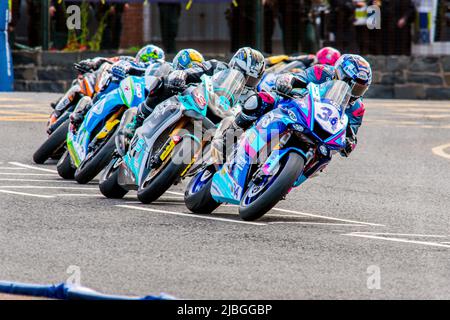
57, 61, 172, 183
32, 62, 113, 164
99, 68, 246, 204
184, 80, 351, 221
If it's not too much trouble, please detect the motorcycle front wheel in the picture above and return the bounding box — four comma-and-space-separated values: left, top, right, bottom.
99, 157, 128, 199
33, 119, 69, 164
137, 138, 196, 204
239, 152, 304, 221
74, 130, 118, 184
56, 150, 76, 180
184, 167, 220, 214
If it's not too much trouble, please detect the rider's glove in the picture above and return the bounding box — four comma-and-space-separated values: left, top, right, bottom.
111, 61, 131, 80
167, 70, 187, 90
340, 136, 357, 157
275, 74, 294, 94
77, 59, 98, 72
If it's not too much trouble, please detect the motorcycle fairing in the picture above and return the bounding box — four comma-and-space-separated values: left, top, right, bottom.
67, 76, 145, 167
119, 98, 183, 187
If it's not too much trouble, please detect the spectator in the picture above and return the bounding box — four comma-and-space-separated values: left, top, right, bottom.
49, 1, 79, 50
226, 0, 256, 53
26, 0, 41, 47
8, 0, 21, 48
97, 2, 127, 50
263, 0, 313, 54
158, 1, 181, 54
327, 0, 356, 52
379, 0, 416, 55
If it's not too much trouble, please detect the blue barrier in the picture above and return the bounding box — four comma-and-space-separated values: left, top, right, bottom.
0, 0, 14, 92
0, 281, 176, 300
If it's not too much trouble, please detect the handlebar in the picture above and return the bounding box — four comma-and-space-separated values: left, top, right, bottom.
73, 63, 91, 74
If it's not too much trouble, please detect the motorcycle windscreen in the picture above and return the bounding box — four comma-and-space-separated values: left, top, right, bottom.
313, 80, 351, 147
318, 80, 352, 115
145, 61, 173, 77
201, 69, 246, 119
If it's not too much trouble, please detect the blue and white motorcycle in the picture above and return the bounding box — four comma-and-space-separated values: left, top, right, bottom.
184, 80, 351, 221
99, 69, 246, 203
57, 62, 171, 184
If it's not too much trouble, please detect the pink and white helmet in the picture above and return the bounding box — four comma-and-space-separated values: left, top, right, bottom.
316, 47, 341, 66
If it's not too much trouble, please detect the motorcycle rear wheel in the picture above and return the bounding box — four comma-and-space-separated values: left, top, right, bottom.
239, 152, 304, 221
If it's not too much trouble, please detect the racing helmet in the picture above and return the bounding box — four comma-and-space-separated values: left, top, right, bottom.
229, 47, 266, 88
135, 44, 165, 63
316, 47, 341, 66
334, 54, 372, 100
303, 64, 334, 84
172, 49, 205, 70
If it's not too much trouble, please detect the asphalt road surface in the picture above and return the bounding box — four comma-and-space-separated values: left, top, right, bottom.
0, 92, 449, 299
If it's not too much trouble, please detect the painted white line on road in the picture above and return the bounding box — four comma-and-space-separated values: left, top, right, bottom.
9, 162, 58, 173
343, 233, 450, 249
116, 205, 267, 226
0, 178, 74, 183
0, 172, 58, 176
221, 204, 383, 226
350, 232, 448, 238
432, 143, 450, 160
270, 208, 384, 227
56, 194, 99, 197
268, 221, 366, 227
0, 189, 55, 198
0, 185, 98, 191
166, 191, 184, 196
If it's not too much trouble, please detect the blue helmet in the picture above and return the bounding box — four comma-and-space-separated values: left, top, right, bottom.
135, 44, 165, 63
334, 54, 372, 99
172, 49, 205, 70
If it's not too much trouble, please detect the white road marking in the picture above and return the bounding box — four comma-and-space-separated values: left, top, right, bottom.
343, 233, 450, 249
267, 221, 366, 227
270, 208, 384, 227
0, 185, 98, 191
0, 172, 58, 176
9, 162, 58, 173
116, 205, 267, 226
56, 193, 102, 197
350, 232, 449, 238
165, 191, 184, 196
0, 189, 55, 198
431, 143, 450, 160
0, 178, 73, 183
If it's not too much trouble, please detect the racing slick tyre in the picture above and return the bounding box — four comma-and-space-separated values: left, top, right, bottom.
99, 159, 128, 199
74, 131, 117, 184
184, 168, 220, 214
239, 152, 304, 221
137, 138, 195, 204
56, 150, 76, 179
33, 119, 69, 164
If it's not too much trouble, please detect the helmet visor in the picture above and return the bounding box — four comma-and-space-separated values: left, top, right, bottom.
351, 81, 368, 98
245, 75, 261, 88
